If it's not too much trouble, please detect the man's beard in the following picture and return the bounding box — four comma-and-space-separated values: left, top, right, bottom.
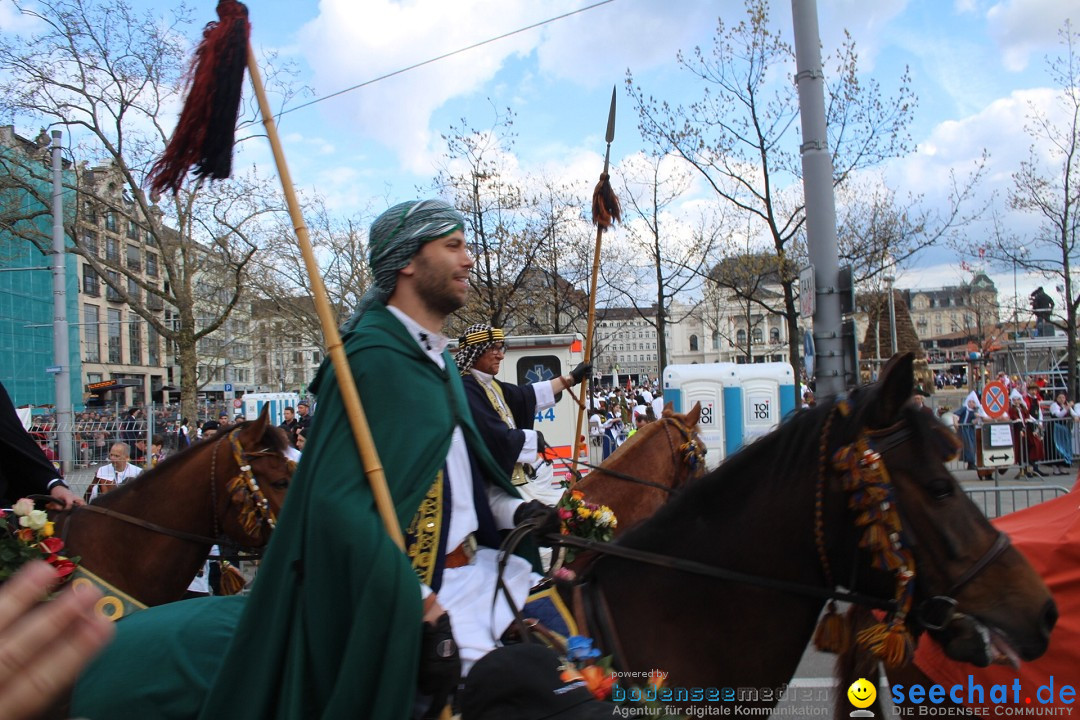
414, 254, 466, 317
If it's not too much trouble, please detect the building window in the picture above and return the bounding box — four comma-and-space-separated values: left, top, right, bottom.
126, 220, 139, 241
147, 325, 160, 367
129, 321, 142, 365
105, 211, 117, 232
711, 331, 719, 350
737, 329, 747, 345
84, 305, 100, 362
105, 237, 119, 262
82, 265, 99, 297
126, 244, 141, 272
127, 276, 140, 302
82, 231, 98, 256
107, 309, 122, 363
146, 252, 158, 277
147, 285, 163, 311
689, 334, 699, 352
752, 328, 763, 344
770, 327, 781, 343
106, 271, 122, 302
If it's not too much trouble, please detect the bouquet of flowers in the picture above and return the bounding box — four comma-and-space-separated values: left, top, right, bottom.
1, 498, 78, 583
557, 489, 617, 542
556, 487, 617, 563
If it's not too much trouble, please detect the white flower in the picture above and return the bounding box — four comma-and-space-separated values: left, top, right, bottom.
12, 498, 34, 517
18, 510, 49, 531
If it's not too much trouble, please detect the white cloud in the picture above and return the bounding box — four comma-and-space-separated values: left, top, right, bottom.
986, 0, 1073, 71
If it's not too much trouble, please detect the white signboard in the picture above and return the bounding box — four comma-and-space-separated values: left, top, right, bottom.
799, 265, 815, 319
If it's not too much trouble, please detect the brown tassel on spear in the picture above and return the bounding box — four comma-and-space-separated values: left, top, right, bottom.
591, 171, 621, 231
147, 0, 250, 195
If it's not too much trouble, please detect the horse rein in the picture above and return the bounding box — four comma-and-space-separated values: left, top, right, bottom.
566, 416, 705, 494
66, 428, 285, 551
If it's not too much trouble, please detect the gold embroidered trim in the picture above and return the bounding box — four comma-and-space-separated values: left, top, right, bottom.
479, 380, 529, 486
406, 472, 443, 586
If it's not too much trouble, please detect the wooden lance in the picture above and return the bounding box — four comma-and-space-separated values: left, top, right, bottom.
571, 86, 621, 477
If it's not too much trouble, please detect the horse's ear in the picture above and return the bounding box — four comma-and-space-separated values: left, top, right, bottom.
661, 401, 674, 418
685, 402, 702, 429
877, 352, 915, 421
240, 405, 271, 442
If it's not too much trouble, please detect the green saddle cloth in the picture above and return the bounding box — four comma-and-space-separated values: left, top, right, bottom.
71, 596, 244, 720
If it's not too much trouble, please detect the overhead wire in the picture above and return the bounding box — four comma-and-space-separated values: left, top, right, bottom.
275, 0, 617, 120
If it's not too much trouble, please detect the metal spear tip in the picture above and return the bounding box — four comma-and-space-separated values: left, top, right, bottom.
605, 86, 617, 144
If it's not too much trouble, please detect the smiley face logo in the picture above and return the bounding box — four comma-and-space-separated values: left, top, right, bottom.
847, 678, 877, 709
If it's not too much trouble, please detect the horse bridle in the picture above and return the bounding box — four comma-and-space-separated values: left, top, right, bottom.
816, 408, 1014, 634
566, 416, 706, 495
69, 428, 286, 549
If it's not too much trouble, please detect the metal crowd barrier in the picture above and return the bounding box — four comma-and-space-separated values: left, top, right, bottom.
963, 484, 1070, 519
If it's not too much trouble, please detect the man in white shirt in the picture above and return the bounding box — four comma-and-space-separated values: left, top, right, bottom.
85, 442, 142, 502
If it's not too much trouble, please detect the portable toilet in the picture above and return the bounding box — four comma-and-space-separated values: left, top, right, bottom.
663, 364, 739, 468
242, 392, 300, 427
728, 363, 797, 451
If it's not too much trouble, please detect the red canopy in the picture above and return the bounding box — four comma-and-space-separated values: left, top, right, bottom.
913, 475, 1080, 707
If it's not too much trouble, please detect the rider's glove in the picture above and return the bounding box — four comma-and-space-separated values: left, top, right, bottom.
513, 500, 561, 547
569, 362, 593, 387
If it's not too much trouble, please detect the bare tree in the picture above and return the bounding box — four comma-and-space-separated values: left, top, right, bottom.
998, 24, 1080, 397
432, 109, 541, 334
520, 175, 593, 335
703, 251, 786, 362
604, 151, 724, 378
247, 197, 373, 352
0, 0, 289, 422
628, 0, 919, 380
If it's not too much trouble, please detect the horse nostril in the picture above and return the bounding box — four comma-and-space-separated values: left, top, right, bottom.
1039, 599, 1058, 638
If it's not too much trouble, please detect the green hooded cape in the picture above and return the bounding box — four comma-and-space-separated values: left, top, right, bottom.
72, 303, 528, 719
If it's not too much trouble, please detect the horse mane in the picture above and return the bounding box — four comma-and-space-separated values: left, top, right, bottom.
89, 420, 289, 507
614, 383, 938, 552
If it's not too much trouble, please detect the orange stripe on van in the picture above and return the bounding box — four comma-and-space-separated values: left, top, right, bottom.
571, 339, 582, 352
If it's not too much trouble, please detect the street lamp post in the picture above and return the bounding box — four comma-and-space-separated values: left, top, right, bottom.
886, 275, 897, 356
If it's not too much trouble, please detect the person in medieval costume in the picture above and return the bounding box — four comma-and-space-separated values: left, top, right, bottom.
70, 199, 561, 720
456, 323, 590, 506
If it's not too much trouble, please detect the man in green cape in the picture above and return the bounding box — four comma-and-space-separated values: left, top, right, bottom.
71, 199, 559, 720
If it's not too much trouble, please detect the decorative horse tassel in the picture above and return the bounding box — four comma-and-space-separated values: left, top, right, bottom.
812, 600, 851, 654
591, 172, 621, 230
148, 0, 250, 195
856, 618, 915, 668
218, 560, 247, 596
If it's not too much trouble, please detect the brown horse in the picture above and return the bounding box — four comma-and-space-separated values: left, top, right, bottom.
572, 354, 1054, 712
52, 408, 293, 608
574, 403, 704, 536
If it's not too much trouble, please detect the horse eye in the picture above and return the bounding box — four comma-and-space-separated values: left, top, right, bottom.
928, 479, 954, 500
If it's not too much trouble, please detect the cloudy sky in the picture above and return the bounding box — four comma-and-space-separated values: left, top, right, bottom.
3, 0, 1076, 314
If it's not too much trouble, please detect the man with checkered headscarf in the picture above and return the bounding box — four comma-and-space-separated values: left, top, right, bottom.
457, 323, 591, 505
72, 199, 563, 720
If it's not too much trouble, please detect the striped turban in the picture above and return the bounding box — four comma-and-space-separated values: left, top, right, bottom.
456, 323, 505, 375
341, 199, 466, 332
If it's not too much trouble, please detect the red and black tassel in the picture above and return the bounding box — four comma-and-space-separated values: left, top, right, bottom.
148, 0, 250, 195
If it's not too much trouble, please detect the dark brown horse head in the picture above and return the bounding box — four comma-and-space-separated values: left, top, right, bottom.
214, 406, 293, 549
842, 353, 1055, 666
